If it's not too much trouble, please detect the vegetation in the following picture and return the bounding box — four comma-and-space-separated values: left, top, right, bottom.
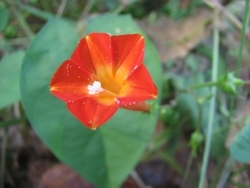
0, 0, 250, 187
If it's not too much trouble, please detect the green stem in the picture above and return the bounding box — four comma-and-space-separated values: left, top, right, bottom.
197, 101, 203, 132
178, 81, 217, 93
56, 0, 67, 17
204, 0, 242, 30
0, 128, 8, 188
83, 0, 94, 17
198, 8, 219, 188
215, 156, 233, 188
236, 0, 250, 74
11, 6, 34, 41
113, 4, 125, 14
17, 3, 54, 20
180, 152, 193, 187
189, 81, 217, 90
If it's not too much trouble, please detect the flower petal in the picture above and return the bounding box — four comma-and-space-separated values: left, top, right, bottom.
50, 60, 92, 103
118, 64, 157, 104
71, 33, 113, 79
112, 34, 144, 83
67, 97, 119, 130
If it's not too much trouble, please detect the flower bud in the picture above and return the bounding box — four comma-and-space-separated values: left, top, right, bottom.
189, 131, 204, 157
217, 72, 244, 94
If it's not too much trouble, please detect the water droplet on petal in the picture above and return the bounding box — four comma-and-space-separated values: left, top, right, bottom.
115, 98, 120, 104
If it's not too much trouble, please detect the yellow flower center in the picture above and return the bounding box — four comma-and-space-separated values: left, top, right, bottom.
87, 75, 122, 97
90, 64, 123, 97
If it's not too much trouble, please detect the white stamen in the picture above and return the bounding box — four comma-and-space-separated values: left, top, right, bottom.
87, 81, 104, 95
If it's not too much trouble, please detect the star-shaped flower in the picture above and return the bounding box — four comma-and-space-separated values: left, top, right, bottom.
50, 33, 157, 130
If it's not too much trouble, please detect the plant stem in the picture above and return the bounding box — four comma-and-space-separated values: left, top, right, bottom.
56, 0, 67, 17
189, 81, 217, 90
130, 170, 148, 188
11, 6, 34, 41
112, 0, 127, 14
236, 0, 250, 74
215, 156, 233, 188
178, 81, 217, 93
180, 152, 193, 188
17, 2, 54, 20
205, 0, 242, 30
198, 7, 219, 188
0, 128, 8, 188
80, 0, 95, 19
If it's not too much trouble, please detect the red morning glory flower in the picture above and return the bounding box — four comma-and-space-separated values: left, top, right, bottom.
50, 33, 157, 130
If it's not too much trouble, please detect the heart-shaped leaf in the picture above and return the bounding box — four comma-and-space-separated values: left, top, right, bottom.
21, 14, 162, 188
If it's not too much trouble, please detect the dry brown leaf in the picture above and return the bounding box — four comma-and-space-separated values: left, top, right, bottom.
40, 164, 96, 188
39, 163, 141, 188
137, 8, 212, 61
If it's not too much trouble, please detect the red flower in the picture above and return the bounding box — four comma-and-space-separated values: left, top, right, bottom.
50, 33, 157, 130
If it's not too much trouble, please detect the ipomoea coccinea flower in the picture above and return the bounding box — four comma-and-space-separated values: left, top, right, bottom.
50, 33, 157, 130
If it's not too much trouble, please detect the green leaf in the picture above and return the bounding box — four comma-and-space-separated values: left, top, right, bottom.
0, 5, 8, 32
230, 118, 250, 163
0, 50, 25, 109
21, 14, 162, 188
